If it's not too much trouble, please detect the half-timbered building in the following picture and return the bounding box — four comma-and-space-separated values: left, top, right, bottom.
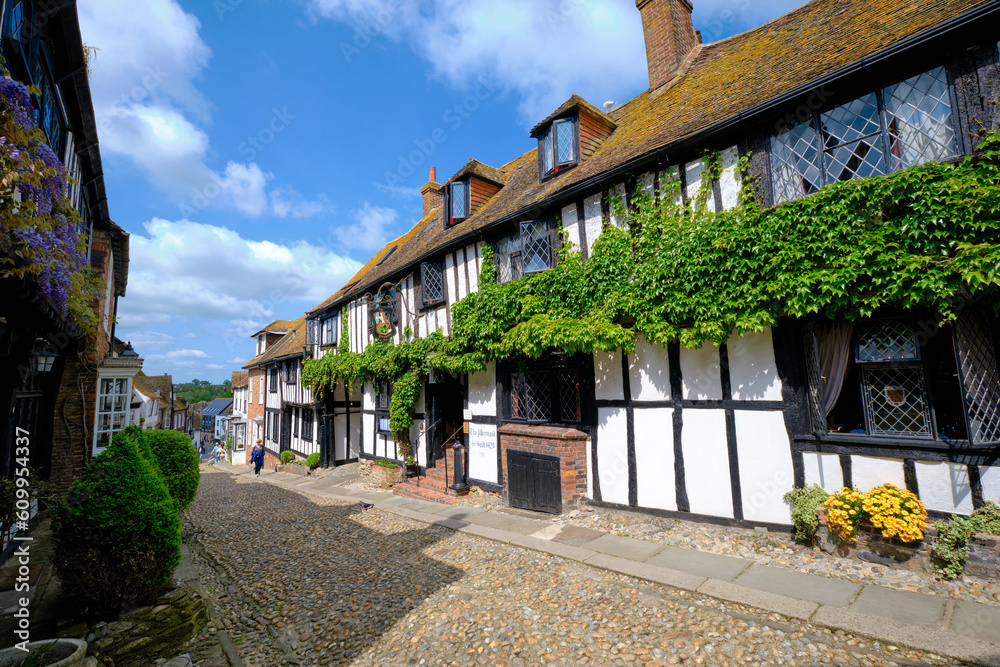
304, 0, 1000, 526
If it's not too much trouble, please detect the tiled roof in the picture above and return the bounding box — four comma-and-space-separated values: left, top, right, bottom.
200, 398, 233, 416
250, 319, 297, 338
245, 317, 308, 367
231, 370, 249, 388
529, 94, 617, 138
310, 0, 991, 313
445, 159, 506, 187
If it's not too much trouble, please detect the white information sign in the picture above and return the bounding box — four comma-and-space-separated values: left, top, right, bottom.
467, 422, 498, 484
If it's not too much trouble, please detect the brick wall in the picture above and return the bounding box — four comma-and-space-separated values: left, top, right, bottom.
636, 0, 696, 92
49, 339, 96, 496
497, 423, 588, 508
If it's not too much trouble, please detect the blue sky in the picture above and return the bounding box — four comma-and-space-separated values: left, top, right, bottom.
77, 0, 805, 383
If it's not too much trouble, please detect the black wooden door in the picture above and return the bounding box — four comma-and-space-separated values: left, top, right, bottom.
425, 376, 464, 465
280, 411, 291, 452
507, 450, 562, 514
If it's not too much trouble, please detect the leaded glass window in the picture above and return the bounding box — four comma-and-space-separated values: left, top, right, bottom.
496, 221, 553, 284
538, 116, 579, 178
521, 221, 552, 274
321, 316, 336, 346
448, 180, 469, 224
953, 310, 1000, 445
771, 67, 957, 204
856, 320, 920, 363
302, 408, 314, 441
421, 260, 444, 305
508, 358, 585, 425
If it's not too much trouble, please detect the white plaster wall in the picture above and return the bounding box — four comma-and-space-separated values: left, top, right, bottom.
467, 243, 481, 294
438, 305, 450, 337
594, 349, 624, 401
802, 452, 843, 492
597, 408, 629, 505
685, 158, 717, 213
681, 409, 732, 518
583, 193, 603, 257
334, 414, 347, 461
638, 171, 655, 197
634, 408, 677, 511
914, 462, 974, 515
727, 328, 783, 401
680, 344, 723, 400
468, 363, 497, 416
660, 166, 682, 206
455, 248, 470, 301
363, 384, 374, 410
362, 413, 375, 455
629, 336, 671, 402
982, 465, 1000, 504
562, 203, 580, 251
414, 419, 428, 467
445, 253, 458, 309
719, 146, 741, 211
349, 411, 361, 458
852, 456, 905, 492
610, 183, 627, 227
735, 410, 794, 524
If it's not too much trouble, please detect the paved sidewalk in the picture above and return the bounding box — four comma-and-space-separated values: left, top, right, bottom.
213, 462, 1000, 666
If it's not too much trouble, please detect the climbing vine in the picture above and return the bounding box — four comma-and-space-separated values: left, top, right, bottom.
0, 68, 101, 336
304, 131, 1000, 451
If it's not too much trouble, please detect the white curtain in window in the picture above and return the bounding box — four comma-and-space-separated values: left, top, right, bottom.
817, 322, 853, 415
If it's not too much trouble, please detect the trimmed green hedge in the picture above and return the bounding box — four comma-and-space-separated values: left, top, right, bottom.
145, 429, 201, 511
306, 453, 320, 469
280, 450, 295, 464
52, 425, 181, 616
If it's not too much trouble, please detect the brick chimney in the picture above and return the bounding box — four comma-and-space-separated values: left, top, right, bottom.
421, 167, 443, 218
636, 0, 698, 93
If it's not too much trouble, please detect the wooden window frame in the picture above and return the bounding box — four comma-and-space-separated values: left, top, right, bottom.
268, 367, 278, 393
302, 408, 314, 442
444, 179, 471, 227
499, 352, 593, 428
375, 381, 393, 435
538, 116, 580, 180
420, 260, 445, 307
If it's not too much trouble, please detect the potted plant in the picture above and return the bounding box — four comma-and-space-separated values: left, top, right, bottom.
404, 456, 418, 478
0, 637, 87, 666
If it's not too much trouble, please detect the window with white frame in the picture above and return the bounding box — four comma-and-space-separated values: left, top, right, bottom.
95, 376, 132, 452
538, 116, 578, 179
375, 381, 392, 435
494, 221, 555, 284
770, 67, 957, 204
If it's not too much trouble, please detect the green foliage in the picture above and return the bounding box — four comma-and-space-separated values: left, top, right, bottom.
373, 458, 400, 469
783, 484, 831, 542
51, 425, 181, 617
145, 429, 200, 511
21, 641, 57, 667
279, 450, 295, 464
932, 501, 1000, 579
306, 452, 320, 469
175, 381, 230, 403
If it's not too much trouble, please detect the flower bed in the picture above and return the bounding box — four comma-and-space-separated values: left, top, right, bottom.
815, 505, 1000, 578
360, 459, 404, 489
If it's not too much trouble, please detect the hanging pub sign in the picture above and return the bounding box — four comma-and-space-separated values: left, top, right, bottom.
885, 386, 905, 407
369, 286, 398, 343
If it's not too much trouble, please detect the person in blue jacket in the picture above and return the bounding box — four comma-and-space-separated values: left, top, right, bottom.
250, 439, 265, 477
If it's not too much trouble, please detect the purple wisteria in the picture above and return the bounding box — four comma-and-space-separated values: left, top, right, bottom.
0, 77, 35, 131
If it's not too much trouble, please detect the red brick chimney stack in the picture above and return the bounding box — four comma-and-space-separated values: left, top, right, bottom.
636, 0, 699, 94
421, 166, 443, 218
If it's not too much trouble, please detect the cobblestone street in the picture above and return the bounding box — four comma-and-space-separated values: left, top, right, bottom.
184, 469, 969, 666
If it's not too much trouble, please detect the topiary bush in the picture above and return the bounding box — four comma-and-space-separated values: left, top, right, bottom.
306, 453, 320, 469
280, 450, 295, 464
51, 425, 182, 617
145, 429, 201, 511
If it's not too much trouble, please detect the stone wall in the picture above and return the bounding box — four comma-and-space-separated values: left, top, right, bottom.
81, 586, 208, 665
360, 459, 404, 488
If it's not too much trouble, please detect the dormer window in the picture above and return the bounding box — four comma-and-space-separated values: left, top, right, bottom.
446, 180, 469, 226
538, 117, 578, 178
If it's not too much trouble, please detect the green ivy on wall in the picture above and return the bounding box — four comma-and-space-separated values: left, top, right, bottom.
304, 132, 1000, 446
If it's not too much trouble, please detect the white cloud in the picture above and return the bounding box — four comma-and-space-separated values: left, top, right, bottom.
123, 331, 175, 349
116, 218, 363, 329
167, 349, 210, 360
271, 188, 335, 219
308, 0, 648, 123
333, 203, 399, 251
207, 364, 225, 370
78, 0, 330, 219
227, 357, 249, 365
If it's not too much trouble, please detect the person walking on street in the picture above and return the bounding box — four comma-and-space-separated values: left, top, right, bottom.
251, 439, 265, 477
211, 442, 224, 465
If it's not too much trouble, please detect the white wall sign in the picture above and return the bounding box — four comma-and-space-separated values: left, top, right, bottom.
468, 423, 498, 484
